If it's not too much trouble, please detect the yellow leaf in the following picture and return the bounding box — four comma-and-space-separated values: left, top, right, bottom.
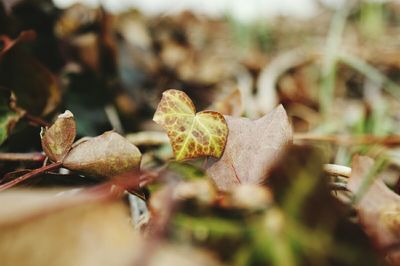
153, 89, 228, 161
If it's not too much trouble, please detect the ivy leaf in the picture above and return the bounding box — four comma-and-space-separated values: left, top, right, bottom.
153, 89, 228, 161
0, 89, 24, 145
63, 131, 142, 178
41, 110, 76, 163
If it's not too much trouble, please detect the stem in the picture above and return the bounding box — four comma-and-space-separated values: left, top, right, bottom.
0, 162, 62, 191
23, 113, 50, 127
0, 152, 45, 162
320, 4, 352, 115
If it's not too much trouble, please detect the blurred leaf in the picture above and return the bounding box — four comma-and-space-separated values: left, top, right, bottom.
153, 89, 228, 161
347, 155, 400, 265
0, 189, 138, 266
63, 131, 142, 178
207, 105, 292, 191
0, 31, 60, 116
0, 89, 24, 145
209, 88, 243, 117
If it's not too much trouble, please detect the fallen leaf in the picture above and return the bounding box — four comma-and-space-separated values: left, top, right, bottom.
63, 131, 142, 178
206, 105, 292, 190
0, 89, 24, 145
153, 89, 228, 161
347, 155, 400, 265
41, 110, 76, 162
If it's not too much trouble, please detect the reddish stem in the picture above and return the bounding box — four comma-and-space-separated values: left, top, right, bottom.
23, 113, 50, 127
0, 162, 62, 191
0, 152, 45, 162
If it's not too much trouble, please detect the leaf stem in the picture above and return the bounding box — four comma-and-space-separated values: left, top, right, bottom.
0, 152, 45, 162
23, 113, 50, 127
0, 161, 62, 191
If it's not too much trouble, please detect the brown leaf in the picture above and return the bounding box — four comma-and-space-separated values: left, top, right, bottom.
347, 156, 400, 265
63, 131, 142, 178
41, 110, 76, 162
206, 105, 292, 190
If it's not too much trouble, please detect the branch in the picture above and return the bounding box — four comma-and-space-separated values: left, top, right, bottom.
0, 162, 62, 191
294, 133, 400, 146
23, 113, 50, 127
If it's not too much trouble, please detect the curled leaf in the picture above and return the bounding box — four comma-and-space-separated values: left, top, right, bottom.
153, 89, 228, 161
41, 110, 76, 162
63, 131, 142, 178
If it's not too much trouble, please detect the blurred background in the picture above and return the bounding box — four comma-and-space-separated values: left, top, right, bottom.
0, 1, 400, 266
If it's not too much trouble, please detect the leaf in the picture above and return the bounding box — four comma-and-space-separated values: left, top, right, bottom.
0, 31, 60, 116
153, 89, 228, 161
41, 110, 76, 162
63, 131, 142, 178
206, 105, 292, 191
0, 89, 24, 145
347, 155, 400, 265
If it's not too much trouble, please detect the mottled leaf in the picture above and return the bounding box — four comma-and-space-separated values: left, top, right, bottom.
206, 105, 292, 190
63, 131, 142, 178
153, 89, 228, 161
41, 110, 76, 162
0, 89, 24, 145
347, 156, 400, 265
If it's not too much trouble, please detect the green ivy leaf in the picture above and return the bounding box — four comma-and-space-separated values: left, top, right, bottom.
153, 89, 228, 161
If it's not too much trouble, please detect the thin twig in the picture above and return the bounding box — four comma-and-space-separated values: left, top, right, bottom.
0, 152, 45, 162
0, 161, 62, 191
294, 133, 400, 146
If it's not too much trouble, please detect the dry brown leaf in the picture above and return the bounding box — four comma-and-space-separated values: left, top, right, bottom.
41, 110, 76, 162
206, 105, 292, 190
63, 131, 141, 178
347, 156, 400, 265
